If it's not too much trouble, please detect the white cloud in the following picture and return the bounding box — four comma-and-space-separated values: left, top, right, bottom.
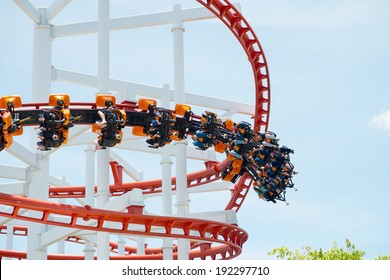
369, 110, 390, 131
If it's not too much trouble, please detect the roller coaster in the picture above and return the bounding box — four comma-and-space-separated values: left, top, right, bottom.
0, 0, 297, 260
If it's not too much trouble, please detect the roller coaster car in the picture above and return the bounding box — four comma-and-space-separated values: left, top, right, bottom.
192, 130, 215, 151
37, 109, 68, 150
193, 111, 229, 150
97, 128, 123, 149
262, 131, 279, 147
146, 108, 175, 148
0, 95, 22, 109
0, 113, 11, 151
235, 121, 252, 137
253, 184, 287, 204
222, 153, 259, 183
96, 94, 116, 108
172, 103, 193, 140
96, 108, 125, 149
0, 96, 24, 150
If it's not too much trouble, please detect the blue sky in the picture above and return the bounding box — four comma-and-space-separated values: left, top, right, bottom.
1, 0, 390, 260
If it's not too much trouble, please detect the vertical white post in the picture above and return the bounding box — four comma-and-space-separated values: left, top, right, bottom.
56, 197, 65, 254
137, 237, 145, 255
6, 225, 14, 260
57, 239, 65, 254
27, 155, 49, 259
97, 0, 110, 94
96, 149, 110, 260
160, 84, 174, 260
29, 10, 52, 252
85, 145, 96, 207
117, 235, 126, 256
171, 4, 190, 260
96, 0, 111, 260
84, 240, 96, 260
32, 7, 52, 103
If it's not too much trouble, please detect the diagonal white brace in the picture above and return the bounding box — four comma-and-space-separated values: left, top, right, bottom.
5, 140, 37, 167
13, 0, 40, 23
47, 0, 71, 21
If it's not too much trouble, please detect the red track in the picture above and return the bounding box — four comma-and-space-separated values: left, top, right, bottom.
0, 0, 270, 260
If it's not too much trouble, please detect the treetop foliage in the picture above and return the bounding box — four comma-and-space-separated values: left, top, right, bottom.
268, 239, 389, 260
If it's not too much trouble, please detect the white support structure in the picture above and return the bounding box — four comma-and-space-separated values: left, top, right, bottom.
32, 7, 52, 103
84, 239, 96, 260
85, 145, 96, 207
52, 68, 255, 115
161, 84, 174, 260
0, 1, 252, 261
5, 141, 37, 167
95, 0, 111, 260
6, 225, 14, 260
52, 3, 240, 38
117, 235, 126, 256
109, 149, 143, 181
172, 4, 190, 260
27, 155, 49, 259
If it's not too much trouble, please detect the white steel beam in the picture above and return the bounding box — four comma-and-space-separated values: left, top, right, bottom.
116, 138, 218, 161
145, 181, 232, 199
63, 128, 218, 162
0, 182, 26, 195
49, 175, 71, 186
188, 210, 238, 225
0, 165, 27, 180
109, 149, 143, 182
53, 68, 255, 115
52, 4, 240, 38
40, 191, 137, 247
5, 140, 37, 167
47, 0, 71, 21
13, 0, 40, 23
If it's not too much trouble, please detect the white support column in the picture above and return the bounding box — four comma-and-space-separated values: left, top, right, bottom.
96, 0, 111, 260
172, 4, 190, 260
96, 149, 110, 260
32, 7, 52, 103
57, 239, 65, 254
84, 240, 95, 260
117, 235, 126, 256
85, 145, 96, 207
27, 154, 49, 260
23, 13, 56, 261
97, 0, 110, 94
137, 237, 145, 256
6, 225, 14, 260
161, 84, 174, 260
56, 197, 66, 255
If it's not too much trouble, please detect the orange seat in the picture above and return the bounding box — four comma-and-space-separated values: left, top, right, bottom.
0, 95, 22, 108
138, 98, 157, 111
96, 94, 116, 107
49, 94, 70, 107
175, 103, 191, 116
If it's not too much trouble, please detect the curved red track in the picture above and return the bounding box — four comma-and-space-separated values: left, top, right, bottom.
0, 0, 270, 260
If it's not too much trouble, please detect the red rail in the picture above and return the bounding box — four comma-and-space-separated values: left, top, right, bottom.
0, 0, 270, 260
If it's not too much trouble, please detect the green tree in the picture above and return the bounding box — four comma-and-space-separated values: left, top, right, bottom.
268, 239, 366, 260
375, 255, 390, 260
